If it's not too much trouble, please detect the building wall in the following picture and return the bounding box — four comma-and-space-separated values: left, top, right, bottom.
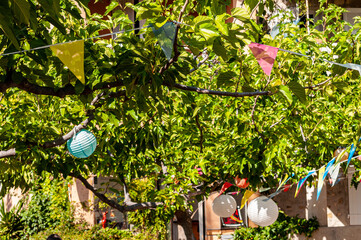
68, 175, 125, 226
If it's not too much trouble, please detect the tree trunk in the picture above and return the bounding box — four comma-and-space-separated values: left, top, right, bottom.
175, 209, 195, 240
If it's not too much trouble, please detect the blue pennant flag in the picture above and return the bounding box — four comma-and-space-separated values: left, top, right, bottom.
346, 143, 357, 171
295, 170, 315, 198
151, 22, 177, 60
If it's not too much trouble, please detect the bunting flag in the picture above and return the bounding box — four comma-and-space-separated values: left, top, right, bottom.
316, 158, 335, 200
277, 173, 294, 191
294, 170, 316, 198
151, 22, 177, 60
219, 182, 233, 196
240, 190, 254, 209
340, 63, 361, 75
270, 19, 300, 39
346, 143, 357, 171
50, 40, 85, 84
328, 163, 340, 187
317, 166, 326, 200
249, 42, 279, 76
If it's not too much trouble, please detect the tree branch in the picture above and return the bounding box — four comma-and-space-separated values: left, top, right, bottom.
69, 172, 163, 212
1, 70, 124, 98
0, 149, 16, 158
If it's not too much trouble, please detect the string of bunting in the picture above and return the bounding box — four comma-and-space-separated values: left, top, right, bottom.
2, 20, 361, 85
219, 140, 361, 206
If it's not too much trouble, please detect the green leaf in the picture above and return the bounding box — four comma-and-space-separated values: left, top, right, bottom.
127, 109, 138, 120
231, 7, 250, 21
0, 7, 20, 49
136, 3, 162, 20
212, 37, 228, 62
37, 0, 61, 18
215, 14, 229, 36
74, 80, 85, 94
279, 85, 293, 104
104, 1, 119, 16
10, 0, 30, 25
217, 71, 236, 88
199, 23, 219, 42
193, 16, 212, 26
288, 81, 306, 103
332, 81, 351, 94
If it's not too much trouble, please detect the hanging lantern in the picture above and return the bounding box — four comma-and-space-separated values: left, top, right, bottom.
247, 196, 279, 227
212, 195, 237, 218
67, 129, 97, 158
235, 176, 250, 188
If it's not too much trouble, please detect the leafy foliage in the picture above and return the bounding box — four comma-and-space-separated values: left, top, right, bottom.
21, 175, 74, 237
234, 212, 319, 240
0, 0, 360, 239
0, 199, 25, 240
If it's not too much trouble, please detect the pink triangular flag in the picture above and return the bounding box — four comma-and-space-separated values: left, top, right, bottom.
249, 42, 279, 76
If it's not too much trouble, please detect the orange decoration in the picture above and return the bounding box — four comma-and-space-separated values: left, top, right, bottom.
235, 176, 250, 188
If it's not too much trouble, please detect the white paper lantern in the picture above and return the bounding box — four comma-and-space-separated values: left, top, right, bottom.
212, 195, 237, 218
247, 196, 279, 227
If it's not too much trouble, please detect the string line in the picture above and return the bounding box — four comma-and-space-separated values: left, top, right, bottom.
0, 26, 146, 57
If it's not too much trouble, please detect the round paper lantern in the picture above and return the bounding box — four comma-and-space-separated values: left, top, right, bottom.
247, 196, 279, 227
212, 195, 237, 218
67, 129, 97, 158
235, 176, 250, 188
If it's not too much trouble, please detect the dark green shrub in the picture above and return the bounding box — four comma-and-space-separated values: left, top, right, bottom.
234, 211, 319, 240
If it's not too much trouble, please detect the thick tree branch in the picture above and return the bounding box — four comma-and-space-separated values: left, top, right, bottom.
69, 172, 163, 212
0, 149, 16, 158
0, 70, 124, 98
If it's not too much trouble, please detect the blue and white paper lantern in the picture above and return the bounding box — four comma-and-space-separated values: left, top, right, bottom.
67, 129, 97, 158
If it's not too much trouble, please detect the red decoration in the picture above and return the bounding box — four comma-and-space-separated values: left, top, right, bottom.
235, 176, 249, 188
219, 182, 233, 196
101, 211, 108, 228
283, 184, 291, 192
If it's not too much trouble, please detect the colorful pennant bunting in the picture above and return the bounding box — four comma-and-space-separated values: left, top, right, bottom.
249, 42, 279, 76
295, 170, 316, 198
277, 173, 294, 191
240, 190, 254, 209
50, 40, 85, 84
152, 22, 177, 60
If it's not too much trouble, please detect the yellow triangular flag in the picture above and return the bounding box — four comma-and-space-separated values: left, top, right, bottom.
50, 40, 85, 84
240, 190, 254, 209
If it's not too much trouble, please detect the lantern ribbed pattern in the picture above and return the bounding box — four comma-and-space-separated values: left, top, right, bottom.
247, 196, 279, 227
212, 195, 237, 218
67, 129, 97, 158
